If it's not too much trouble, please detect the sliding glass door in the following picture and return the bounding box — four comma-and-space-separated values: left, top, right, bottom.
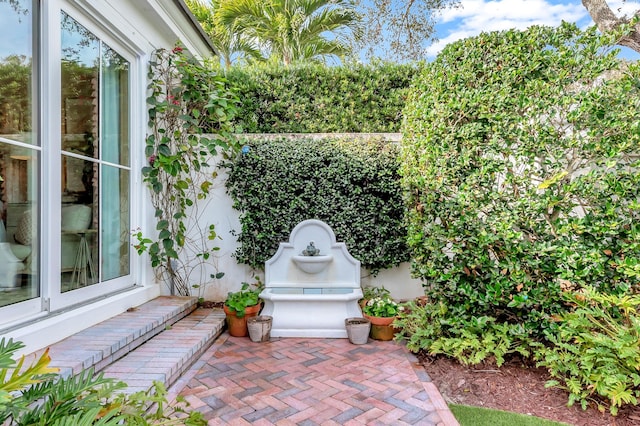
59, 11, 131, 294
0, 1, 135, 323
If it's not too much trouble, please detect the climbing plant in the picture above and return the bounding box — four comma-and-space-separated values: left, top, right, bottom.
136, 45, 239, 296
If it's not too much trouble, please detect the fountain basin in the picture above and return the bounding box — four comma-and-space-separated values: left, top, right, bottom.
260, 286, 363, 338
291, 255, 333, 274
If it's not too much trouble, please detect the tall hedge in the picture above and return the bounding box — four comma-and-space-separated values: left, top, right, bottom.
225, 138, 409, 272
401, 23, 640, 338
225, 62, 417, 133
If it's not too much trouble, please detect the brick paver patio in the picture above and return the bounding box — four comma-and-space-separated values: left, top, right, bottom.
174, 333, 458, 425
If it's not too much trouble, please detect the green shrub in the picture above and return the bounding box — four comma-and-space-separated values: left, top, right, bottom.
400, 23, 640, 349
362, 296, 400, 318
395, 300, 534, 366
534, 288, 640, 415
225, 62, 417, 133
224, 281, 263, 317
224, 137, 409, 273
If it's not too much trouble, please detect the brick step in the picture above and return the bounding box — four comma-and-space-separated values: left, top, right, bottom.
102, 307, 225, 393
28, 296, 199, 379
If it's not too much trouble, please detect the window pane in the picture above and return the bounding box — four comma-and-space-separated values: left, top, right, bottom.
0, 144, 39, 307
61, 12, 99, 157
102, 45, 129, 166
61, 155, 98, 291
0, 0, 35, 145
0, 1, 39, 308
102, 166, 129, 281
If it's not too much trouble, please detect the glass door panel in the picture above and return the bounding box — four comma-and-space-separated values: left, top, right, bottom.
60, 155, 98, 291
0, 1, 40, 312
59, 11, 130, 296
102, 166, 129, 281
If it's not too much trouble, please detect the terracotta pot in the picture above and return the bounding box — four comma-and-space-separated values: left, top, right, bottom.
363, 314, 396, 341
224, 304, 261, 337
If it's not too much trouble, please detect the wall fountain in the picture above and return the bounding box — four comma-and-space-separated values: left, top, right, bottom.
260, 219, 363, 338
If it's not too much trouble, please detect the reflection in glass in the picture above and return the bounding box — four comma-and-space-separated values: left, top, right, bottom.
61, 156, 97, 292
102, 45, 129, 166
0, 1, 34, 145
60, 12, 130, 290
102, 166, 129, 281
0, 1, 39, 308
0, 146, 39, 307
61, 11, 99, 157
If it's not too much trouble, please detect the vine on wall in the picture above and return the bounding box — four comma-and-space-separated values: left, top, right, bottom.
136, 46, 239, 296
224, 137, 409, 274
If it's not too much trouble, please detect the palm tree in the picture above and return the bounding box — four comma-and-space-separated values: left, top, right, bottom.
217, 0, 363, 66
185, 0, 263, 68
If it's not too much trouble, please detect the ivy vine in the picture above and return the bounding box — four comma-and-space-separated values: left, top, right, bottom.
224, 137, 409, 274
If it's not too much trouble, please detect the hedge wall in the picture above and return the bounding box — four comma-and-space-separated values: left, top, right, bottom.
224, 137, 409, 273
401, 23, 640, 337
225, 62, 417, 133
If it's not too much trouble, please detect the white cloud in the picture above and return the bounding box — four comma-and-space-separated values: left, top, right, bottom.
427, 0, 640, 57
607, 0, 640, 16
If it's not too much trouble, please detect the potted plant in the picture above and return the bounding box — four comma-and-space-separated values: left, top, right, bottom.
362, 295, 402, 341
360, 286, 391, 308
223, 281, 263, 337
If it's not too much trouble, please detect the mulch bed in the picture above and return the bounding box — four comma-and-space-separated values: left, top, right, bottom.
417, 353, 640, 426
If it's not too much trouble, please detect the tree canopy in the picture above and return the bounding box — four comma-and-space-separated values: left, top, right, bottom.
212, 0, 363, 66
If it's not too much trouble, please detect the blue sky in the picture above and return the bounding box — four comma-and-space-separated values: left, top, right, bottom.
427, 0, 640, 60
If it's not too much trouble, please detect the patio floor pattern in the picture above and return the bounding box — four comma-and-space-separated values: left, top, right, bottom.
174, 333, 459, 425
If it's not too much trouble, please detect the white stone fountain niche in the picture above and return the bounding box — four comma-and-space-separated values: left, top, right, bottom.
260, 219, 363, 338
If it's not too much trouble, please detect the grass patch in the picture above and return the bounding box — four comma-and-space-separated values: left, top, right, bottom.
449, 404, 570, 426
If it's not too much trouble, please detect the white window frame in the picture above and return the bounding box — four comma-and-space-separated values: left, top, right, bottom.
0, 0, 147, 326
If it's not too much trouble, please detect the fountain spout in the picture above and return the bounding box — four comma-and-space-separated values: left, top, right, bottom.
302, 241, 320, 256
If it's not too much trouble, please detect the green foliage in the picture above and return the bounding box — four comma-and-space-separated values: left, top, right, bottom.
401, 23, 640, 345
395, 301, 534, 366
139, 45, 239, 296
0, 338, 204, 425
534, 288, 640, 415
361, 285, 391, 300
216, 0, 363, 66
0, 339, 58, 414
185, 0, 263, 69
225, 62, 417, 133
362, 295, 400, 317
224, 137, 409, 272
224, 281, 263, 317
